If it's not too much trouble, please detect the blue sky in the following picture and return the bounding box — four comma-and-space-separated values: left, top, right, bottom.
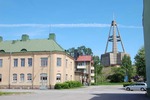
0, 0, 143, 63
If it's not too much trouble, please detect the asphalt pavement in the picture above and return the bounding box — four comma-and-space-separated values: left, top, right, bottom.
0, 85, 149, 100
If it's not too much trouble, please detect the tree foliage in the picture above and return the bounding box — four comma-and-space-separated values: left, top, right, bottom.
67, 46, 103, 84
121, 54, 133, 81
134, 47, 146, 79
107, 55, 133, 83
77, 46, 93, 55
93, 56, 103, 75
66, 46, 93, 57
93, 56, 103, 83
107, 67, 124, 83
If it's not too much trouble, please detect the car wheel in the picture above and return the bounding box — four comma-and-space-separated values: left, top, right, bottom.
126, 87, 130, 91
140, 88, 145, 91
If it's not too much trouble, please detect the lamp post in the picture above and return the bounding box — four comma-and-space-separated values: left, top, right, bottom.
124, 68, 128, 82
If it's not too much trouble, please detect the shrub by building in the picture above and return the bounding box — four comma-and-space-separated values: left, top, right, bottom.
55, 81, 82, 89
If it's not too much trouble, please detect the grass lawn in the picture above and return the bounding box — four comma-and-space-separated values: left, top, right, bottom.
0, 91, 30, 96
94, 82, 124, 85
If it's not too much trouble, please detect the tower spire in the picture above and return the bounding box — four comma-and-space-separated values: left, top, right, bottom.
105, 20, 125, 53
112, 20, 118, 53
101, 19, 128, 67
113, 13, 115, 21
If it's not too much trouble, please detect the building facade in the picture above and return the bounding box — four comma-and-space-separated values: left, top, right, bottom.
143, 0, 150, 96
75, 55, 95, 85
0, 34, 75, 89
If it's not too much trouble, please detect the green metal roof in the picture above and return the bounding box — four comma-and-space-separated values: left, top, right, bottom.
0, 36, 64, 53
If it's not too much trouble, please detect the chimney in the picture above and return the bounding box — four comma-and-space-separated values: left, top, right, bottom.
48, 33, 56, 41
21, 34, 29, 41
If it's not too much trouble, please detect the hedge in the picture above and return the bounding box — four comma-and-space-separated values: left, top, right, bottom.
54, 81, 82, 89
123, 82, 133, 87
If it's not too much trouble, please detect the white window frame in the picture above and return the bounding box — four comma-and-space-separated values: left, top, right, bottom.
21, 58, 25, 67
40, 73, 47, 82
27, 73, 32, 82
56, 73, 61, 82
28, 58, 32, 67
0, 59, 3, 67
20, 73, 25, 82
14, 59, 18, 67
57, 58, 61, 66
41, 58, 48, 67
13, 74, 17, 82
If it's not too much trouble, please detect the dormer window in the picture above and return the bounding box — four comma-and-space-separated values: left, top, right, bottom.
21, 49, 27, 52
0, 50, 5, 53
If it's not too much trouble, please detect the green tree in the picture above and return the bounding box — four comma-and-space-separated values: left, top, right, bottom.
77, 46, 93, 55
67, 46, 102, 84
134, 47, 146, 80
121, 55, 133, 82
66, 47, 75, 57
67, 46, 93, 56
107, 67, 125, 83
93, 56, 103, 83
93, 56, 103, 74
107, 55, 133, 83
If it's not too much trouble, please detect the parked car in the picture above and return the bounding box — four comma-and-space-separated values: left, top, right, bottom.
124, 82, 147, 91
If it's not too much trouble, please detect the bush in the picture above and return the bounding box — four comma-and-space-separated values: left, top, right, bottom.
54, 81, 82, 89
61, 82, 69, 89
107, 73, 124, 83
54, 83, 63, 89
91, 83, 96, 85
123, 82, 133, 87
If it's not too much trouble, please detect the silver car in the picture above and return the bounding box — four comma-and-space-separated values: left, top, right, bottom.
125, 82, 147, 91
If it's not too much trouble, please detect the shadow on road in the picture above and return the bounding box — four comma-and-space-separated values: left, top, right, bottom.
90, 93, 150, 100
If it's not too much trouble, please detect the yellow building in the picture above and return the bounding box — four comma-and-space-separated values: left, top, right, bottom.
0, 33, 74, 89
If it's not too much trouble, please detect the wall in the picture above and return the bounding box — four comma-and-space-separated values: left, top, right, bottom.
143, 0, 150, 96
0, 52, 75, 89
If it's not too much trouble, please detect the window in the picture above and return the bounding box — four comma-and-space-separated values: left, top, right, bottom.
66, 59, 68, 68
13, 74, 17, 82
21, 58, 25, 67
28, 58, 32, 67
0, 50, 5, 53
21, 49, 27, 52
56, 73, 61, 82
20, 73, 25, 82
66, 74, 68, 81
0, 74, 2, 82
0, 59, 2, 67
14, 59, 18, 67
27, 73, 32, 81
70, 75, 72, 80
41, 58, 48, 67
70, 62, 72, 70
78, 62, 86, 66
40, 73, 47, 82
91, 70, 94, 73
57, 58, 61, 66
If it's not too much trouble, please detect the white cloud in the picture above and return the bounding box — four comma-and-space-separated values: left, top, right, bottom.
0, 23, 142, 28
118, 24, 143, 29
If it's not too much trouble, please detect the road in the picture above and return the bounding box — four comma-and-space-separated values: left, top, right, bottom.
0, 85, 149, 100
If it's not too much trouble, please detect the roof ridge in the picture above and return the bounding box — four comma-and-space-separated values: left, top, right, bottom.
0, 38, 64, 52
